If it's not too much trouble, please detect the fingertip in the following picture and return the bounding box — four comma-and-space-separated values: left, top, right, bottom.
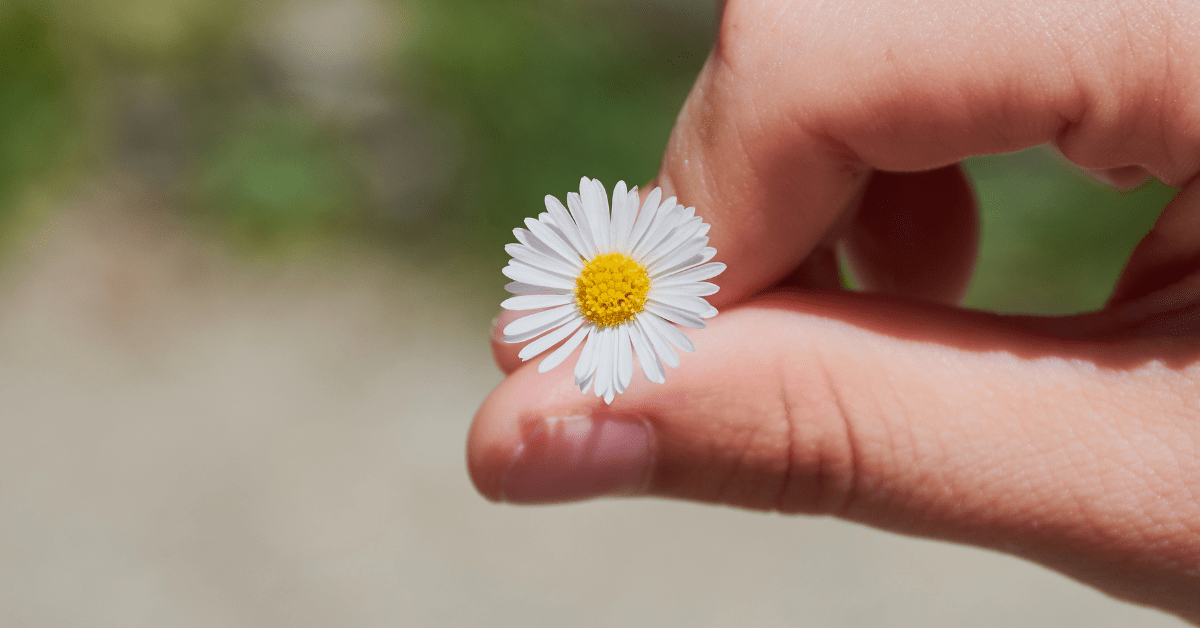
466, 395, 509, 502
467, 381, 530, 502
842, 166, 979, 305
1083, 165, 1153, 190
468, 365, 607, 503
490, 309, 526, 375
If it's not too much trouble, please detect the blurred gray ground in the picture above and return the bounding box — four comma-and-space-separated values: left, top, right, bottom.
0, 180, 1187, 628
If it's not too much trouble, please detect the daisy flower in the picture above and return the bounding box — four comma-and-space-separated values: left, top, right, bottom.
500, 177, 725, 404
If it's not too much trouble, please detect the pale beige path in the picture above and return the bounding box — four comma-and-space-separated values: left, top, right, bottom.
0, 181, 1186, 627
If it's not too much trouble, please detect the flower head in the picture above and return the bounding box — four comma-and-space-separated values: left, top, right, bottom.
501, 177, 724, 403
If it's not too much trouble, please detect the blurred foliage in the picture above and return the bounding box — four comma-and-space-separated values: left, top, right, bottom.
0, 3, 82, 232
0, 0, 1182, 314
964, 151, 1175, 314
191, 107, 367, 245
62, 0, 244, 64
404, 0, 715, 245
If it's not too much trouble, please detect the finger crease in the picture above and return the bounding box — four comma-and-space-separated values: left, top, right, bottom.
774, 358, 797, 513
817, 350, 860, 518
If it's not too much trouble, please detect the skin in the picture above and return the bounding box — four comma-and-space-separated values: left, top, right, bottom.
470, 0, 1200, 621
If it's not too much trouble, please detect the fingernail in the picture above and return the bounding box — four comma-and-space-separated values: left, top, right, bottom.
500, 416, 654, 503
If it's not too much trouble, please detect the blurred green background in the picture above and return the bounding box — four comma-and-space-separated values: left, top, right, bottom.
0, 0, 1177, 314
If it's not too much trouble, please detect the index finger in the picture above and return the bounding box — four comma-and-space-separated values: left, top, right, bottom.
657, 0, 1198, 306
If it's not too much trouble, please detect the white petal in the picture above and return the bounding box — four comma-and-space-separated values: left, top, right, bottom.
505, 243, 580, 277
503, 316, 578, 345
644, 217, 705, 268
630, 196, 675, 257
626, 187, 662, 253
577, 371, 595, 394
647, 237, 708, 277
575, 327, 599, 382
638, 315, 680, 368
616, 187, 640, 253
654, 262, 726, 286
650, 293, 718, 318
629, 320, 665, 383
507, 256, 573, 281
646, 301, 706, 329
592, 327, 615, 399
616, 324, 633, 393
632, 202, 683, 261
502, 304, 578, 338
501, 293, 575, 311
519, 317, 584, 361
505, 281, 571, 295
545, 220, 587, 261
526, 217, 583, 269
603, 326, 620, 397
651, 281, 719, 297
576, 179, 600, 252
610, 181, 629, 252
502, 262, 575, 291
652, 251, 707, 279
606, 327, 620, 403
544, 221, 576, 250
616, 184, 639, 252
639, 210, 698, 264
647, 292, 693, 311
540, 323, 592, 373
609, 334, 622, 396
514, 227, 567, 264
514, 228, 553, 259
644, 311, 696, 352
566, 192, 598, 258
603, 326, 620, 396
544, 195, 588, 257
582, 177, 610, 253
516, 223, 571, 270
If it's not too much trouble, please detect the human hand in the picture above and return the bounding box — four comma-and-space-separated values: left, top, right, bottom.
470, 0, 1200, 621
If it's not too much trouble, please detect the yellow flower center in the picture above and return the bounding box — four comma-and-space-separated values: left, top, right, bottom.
575, 252, 650, 327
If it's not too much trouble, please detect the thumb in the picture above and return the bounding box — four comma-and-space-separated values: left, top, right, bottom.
468, 291, 1200, 619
